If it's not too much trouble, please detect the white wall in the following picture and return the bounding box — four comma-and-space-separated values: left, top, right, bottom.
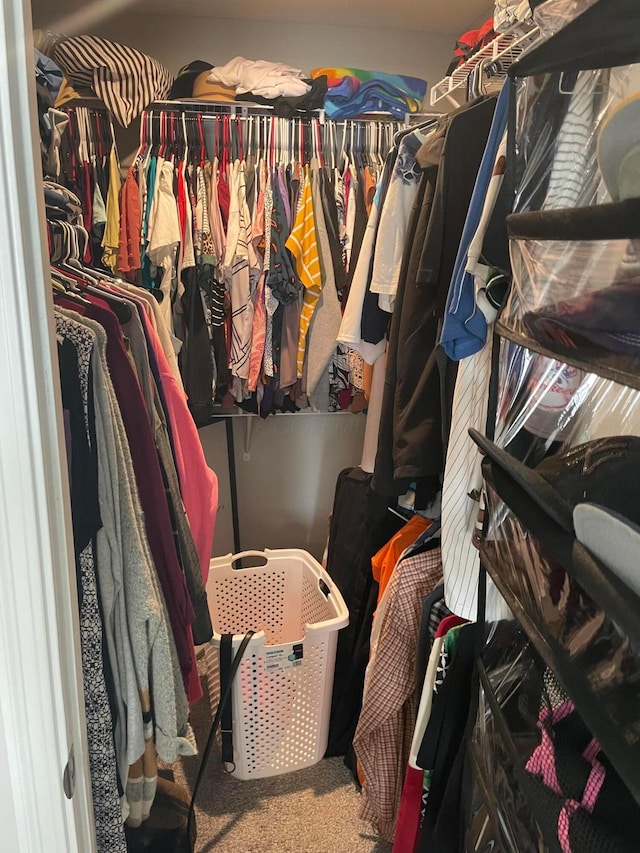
198, 421, 236, 558
100, 14, 455, 91
200, 414, 367, 561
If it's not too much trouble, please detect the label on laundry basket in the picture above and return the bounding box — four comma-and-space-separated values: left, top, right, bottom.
264, 643, 304, 671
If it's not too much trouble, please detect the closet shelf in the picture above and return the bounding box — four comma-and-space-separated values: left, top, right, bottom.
429, 26, 540, 108
481, 548, 640, 808
495, 320, 640, 394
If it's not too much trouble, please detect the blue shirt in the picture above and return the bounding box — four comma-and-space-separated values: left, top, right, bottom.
440, 84, 510, 360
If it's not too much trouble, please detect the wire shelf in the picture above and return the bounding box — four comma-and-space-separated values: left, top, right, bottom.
429, 25, 540, 108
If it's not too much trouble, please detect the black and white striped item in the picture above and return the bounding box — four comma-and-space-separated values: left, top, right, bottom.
54, 36, 173, 127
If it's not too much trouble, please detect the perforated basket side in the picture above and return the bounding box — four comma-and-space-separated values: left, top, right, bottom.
232, 633, 333, 779
296, 571, 336, 636
208, 568, 290, 643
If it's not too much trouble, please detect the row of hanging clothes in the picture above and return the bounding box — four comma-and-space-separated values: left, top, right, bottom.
324, 80, 507, 851
117, 102, 405, 422
326, 9, 640, 849
46, 181, 219, 853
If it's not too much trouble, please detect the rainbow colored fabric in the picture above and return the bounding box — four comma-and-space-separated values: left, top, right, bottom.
311, 67, 427, 119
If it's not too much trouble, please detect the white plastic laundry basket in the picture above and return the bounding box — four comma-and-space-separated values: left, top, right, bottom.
204, 548, 349, 780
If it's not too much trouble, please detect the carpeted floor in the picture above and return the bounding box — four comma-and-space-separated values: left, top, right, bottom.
170, 667, 391, 853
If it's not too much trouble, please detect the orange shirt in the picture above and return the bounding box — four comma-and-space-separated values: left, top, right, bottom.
372, 515, 431, 603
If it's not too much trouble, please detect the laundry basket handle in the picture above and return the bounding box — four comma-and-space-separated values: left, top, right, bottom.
230, 550, 270, 570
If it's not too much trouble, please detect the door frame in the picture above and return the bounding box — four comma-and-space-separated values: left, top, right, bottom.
0, 1, 95, 850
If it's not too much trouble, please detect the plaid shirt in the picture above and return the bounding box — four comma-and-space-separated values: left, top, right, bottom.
354, 547, 443, 842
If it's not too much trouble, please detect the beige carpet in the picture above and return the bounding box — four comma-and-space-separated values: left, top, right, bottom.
170, 669, 392, 853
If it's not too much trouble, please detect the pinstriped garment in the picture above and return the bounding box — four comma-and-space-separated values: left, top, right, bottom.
441, 340, 492, 621
286, 167, 323, 378
54, 36, 173, 127
440, 336, 512, 623
544, 70, 602, 210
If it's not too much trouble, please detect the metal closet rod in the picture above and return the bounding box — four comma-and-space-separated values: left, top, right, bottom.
148, 98, 409, 125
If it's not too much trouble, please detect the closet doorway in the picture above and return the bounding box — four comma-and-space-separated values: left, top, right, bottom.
9, 0, 492, 850
0, 0, 97, 851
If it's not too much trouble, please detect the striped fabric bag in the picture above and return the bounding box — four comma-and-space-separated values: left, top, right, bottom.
54, 35, 173, 126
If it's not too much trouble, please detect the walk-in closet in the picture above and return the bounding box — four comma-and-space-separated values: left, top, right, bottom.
3, 0, 640, 851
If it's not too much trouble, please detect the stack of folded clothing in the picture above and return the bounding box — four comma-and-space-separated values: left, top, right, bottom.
311, 67, 427, 119
207, 56, 311, 98
170, 57, 328, 117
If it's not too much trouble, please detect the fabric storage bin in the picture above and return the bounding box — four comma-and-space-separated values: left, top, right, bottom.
203, 548, 349, 779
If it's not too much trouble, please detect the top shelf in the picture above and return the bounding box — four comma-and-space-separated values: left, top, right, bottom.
429, 25, 540, 108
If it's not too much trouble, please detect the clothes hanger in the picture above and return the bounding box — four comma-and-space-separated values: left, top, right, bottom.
387, 505, 410, 522
76, 107, 87, 167
50, 275, 67, 295
51, 266, 92, 306
210, 115, 218, 161
197, 112, 206, 166
314, 119, 323, 169
308, 119, 315, 167
246, 115, 254, 163
356, 124, 365, 170
52, 284, 92, 310
377, 123, 384, 168
70, 266, 133, 324
183, 113, 194, 162
158, 110, 167, 159
289, 118, 295, 166
222, 114, 230, 174
51, 266, 77, 290
168, 110, 178, 163
237, 115, 244, 163
146, 110, 158, 158
65, 106, 79, 186
299, 119, 305, 167
339, 121, 348, 174
57, 219, 133, 324
268, 115, 275, 172
332, 121, 339, 172
85, 108, 95, 166
259, 115, 266, 163
181, 111, 189, 161
134, 109, 149, 165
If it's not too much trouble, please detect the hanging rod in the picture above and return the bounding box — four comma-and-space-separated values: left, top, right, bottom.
148, 100, 411, 126
149, 99, 326, 122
